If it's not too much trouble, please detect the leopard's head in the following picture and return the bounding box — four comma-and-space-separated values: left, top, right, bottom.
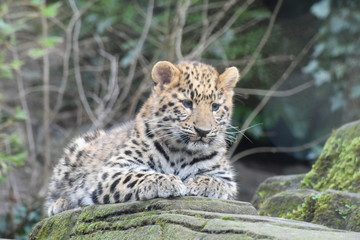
149, 61, 240, 150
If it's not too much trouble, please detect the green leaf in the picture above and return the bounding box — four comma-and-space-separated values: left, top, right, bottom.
38, 36, 62, 48
0, 4, 9, 15
30, 0, 43, 6
0, 64, 13, 79
14, 107, 26, 121
314, 69, 331, 86
350, 85, 360, 99
312, 43, 325, 57
10, 60, 23, 70
311, 0, 330, 19
0, 152, 25, 165
97, 18, 114, 34
41, 2, 62, 17
28, 48, 45, 59
330, 92, 346, 111
0, 19, 16, 35
302, 60, 318, 74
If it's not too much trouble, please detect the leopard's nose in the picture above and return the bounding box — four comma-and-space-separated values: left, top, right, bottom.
194, 127, 210, 137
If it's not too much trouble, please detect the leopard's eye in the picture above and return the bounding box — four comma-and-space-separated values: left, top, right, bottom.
181, 100, 193, 109
212, 103, 220, 111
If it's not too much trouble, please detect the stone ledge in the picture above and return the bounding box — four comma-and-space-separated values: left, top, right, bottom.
29, 197, 360, 240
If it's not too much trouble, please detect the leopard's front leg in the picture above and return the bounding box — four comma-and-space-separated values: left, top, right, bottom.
185, 175, 237, 200
93, 171, 187, 203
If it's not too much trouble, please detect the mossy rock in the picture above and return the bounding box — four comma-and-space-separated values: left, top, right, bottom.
252, 120, 360, 232
288, 190, 360, 231
258, 189, 318, 217
252, 174, 305, 209
301, 120, 360, 192
29, 197, 360, 239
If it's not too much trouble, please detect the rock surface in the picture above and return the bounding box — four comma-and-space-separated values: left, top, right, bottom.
252, 120, 360, 232
301, 120, 360, 192
29, 197, 360, 239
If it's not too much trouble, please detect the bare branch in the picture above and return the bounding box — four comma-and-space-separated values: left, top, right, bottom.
173, 0, 191, 60
8, 42, 37, 179
229, 33, 319, 157
235, 80, 314, 97
69, 0, 99, 127
118, 0, 154, 103
39, 4, 51, 198
240, 0, 283, 78
203, 55, 294, 67
93, 34, 120, 127
51, 0, 98, 123
187, 0, 255, 59
230, 134, 328, 162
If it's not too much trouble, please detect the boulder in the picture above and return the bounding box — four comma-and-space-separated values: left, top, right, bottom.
252, 120, 360, 232
301, 120, 360, 192
252, 174, 305, 209
29, 197, 360, 240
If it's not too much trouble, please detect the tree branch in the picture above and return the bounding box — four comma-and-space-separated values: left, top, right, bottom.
231, 134, 328, 162
235, 80, 314, 97
240, 0, 283, 78
69, 0, 99, 127
229, 33, 319, 157
118, 0, 154, 104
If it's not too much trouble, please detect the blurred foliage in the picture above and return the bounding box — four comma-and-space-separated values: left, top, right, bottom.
239, 0, 360, 160
305, 0, 360, 115
0, 106, 26, 182
0, 0, 26, 182
0, 204, 41, 239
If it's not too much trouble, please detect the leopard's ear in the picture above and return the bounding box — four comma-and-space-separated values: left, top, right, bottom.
151, 61, 181, 91
219, 67, 240, 89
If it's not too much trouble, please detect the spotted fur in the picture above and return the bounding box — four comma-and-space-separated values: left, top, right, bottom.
46, 61, 240, 216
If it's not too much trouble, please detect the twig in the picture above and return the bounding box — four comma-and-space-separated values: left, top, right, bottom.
52, 0, 98, 123
40, 4, 51, 197
8, 48, 37, 166
234, 80, 314, 97
188, 0, 255, 59
6, 19, 37, 186
118, 0, 154, 103
229, 33, 319, 157
203, 55, 294, 66
93, 34, 120, 127
241, 0, 283, 78
69, 0, 99, 127
231, 134, 329, 162
173, 0, 191, 60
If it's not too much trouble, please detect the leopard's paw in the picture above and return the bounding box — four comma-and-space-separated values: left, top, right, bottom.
186, 176, 231, 200
47, 198, 70, 216
137, 174, 186, 200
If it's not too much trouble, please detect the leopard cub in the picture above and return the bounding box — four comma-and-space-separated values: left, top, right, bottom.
46, 61, 240, 216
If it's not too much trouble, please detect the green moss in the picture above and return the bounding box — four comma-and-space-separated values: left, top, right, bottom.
287, 191, 360, 231
70, 226, 162, 240
347, 208, 360, 231
301, 121, 360, 193
28, 210, 80, 240
221, 216, 235, 220
258, 190, 314, 218
252, 174, 305, 209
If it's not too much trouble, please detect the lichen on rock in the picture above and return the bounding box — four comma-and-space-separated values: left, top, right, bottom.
258, 189, 318, 217
288, 190, 360, 231
251, 174, 305, 209
252, 120, 360, 232
301, 120, 360, 193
